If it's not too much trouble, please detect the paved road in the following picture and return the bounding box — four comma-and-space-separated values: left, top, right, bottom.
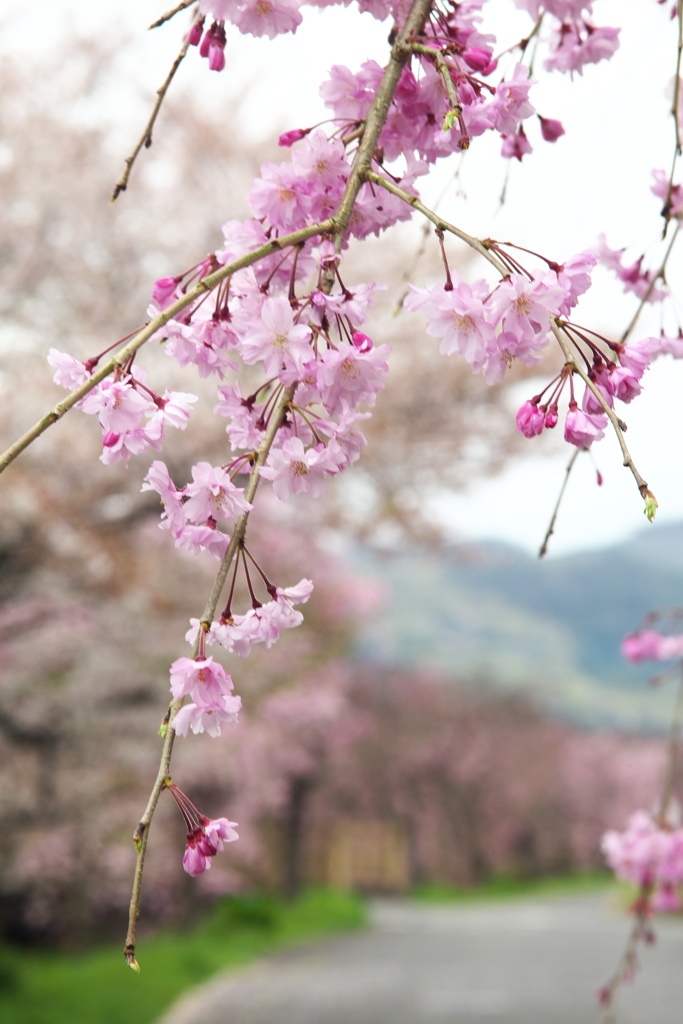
157, 893, 683, 1024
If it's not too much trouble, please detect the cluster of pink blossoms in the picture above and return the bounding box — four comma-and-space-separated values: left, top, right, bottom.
47, 352, 198, 466
46, 0, 631, 879
602, 811, 683, 912
621, 627, 683, 664
405, 249, 654, 451
167, 783, 239, 876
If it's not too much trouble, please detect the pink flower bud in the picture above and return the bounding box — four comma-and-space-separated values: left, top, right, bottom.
515, 400, 544, 438
544, 406, 559, 429
461, 46, 494, 73
102, 431, 120, 448
152, 276, 180, 309
352, 331, 373, 352
188, 16, 205, 47
278, 128, 309, 147
209, 46, 226, 73
539, 116, 565, 142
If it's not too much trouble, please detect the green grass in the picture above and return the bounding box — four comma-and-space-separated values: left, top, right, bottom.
412, 871, 615, 904
0, 889, 366, 1024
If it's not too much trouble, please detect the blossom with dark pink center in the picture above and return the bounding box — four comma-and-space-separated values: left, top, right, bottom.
318, 342, 390, 415
170, 655, 236, 706
259, 437, 345, 500
239, 296, 312, 377
183, 462, 253, 523
405, 280, 495, 373
81, 378, 154, 434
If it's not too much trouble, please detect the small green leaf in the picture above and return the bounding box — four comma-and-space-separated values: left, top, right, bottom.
644, 493, 658, 522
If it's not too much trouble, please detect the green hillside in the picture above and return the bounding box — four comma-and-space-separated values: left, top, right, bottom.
353, 523, 683, 731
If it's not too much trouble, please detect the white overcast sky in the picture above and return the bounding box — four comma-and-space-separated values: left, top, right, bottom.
5, 0, 683, 556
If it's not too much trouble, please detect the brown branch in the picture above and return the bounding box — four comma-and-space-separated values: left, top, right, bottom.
111, 37, 191, 202
149, 1, 195, 30
0, 217, 335, 476
124, 0, 437, 968
363, 169, 508, 275
620, 221, 680, 343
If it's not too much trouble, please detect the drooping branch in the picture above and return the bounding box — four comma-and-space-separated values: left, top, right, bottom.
363, 169, 508, 275
111, 35, 193, 201
124, 380, 296, 971
620, 221, 679, 342
538, 448, 580, 559
0, 218, 335, 476
125, 0, 438, 968
550, 322, 655, 514
149, 1, 196, 31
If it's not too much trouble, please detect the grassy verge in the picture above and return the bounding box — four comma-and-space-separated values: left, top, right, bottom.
412, 871, 615, 903
0, 889, 366, 1024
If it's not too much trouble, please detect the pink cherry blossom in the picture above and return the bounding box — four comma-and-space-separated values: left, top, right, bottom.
231, 0, 302, 39
564, 402, 606, 449
318, 342, 390, 415
203, 816, 239, 852
239, 296, 313, 377
47, 349, 90, 389
173, 693, 242, 737
183, 462, 253, 523
516, 400, 545, 437
169, 655, 236, 705
81, 378, 154, 434
405, 280, 496, 372
259, 437, 345, 499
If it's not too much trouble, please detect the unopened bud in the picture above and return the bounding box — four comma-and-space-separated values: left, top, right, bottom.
644, 492, 658, 522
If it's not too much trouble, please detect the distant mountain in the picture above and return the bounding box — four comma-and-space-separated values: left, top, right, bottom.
352, 523, 683, 731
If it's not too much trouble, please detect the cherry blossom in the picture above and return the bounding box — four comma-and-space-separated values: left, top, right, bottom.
239, 296, 313, 377
182, 462, 253, 523
259, 437, 345, 499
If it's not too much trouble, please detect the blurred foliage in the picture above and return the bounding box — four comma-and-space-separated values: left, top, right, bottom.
412, 871, 614, 903
0, 888, 366, 1024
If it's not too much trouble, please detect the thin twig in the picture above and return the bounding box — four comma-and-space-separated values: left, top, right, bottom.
620, 221, 680, 342
111, 37, 192, 201
538, 448, 580, 558
149, 0, 195, 30
663, 5, 683, 235
551, 322, 655, 511
0, 218, 335, 477
363, 169, 508, 275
